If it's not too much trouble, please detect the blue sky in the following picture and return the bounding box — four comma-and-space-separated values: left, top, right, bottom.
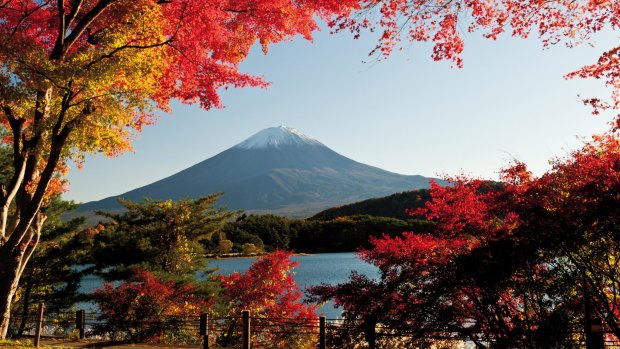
64, 25, 617, 203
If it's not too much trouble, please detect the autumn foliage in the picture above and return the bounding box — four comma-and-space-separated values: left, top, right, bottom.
93, 252, 316, 347
2, 0, 620, 342
218, 251, 317, 348
93, 269, 210, 343
0, 0, 360, 337
311, 133, 620, 347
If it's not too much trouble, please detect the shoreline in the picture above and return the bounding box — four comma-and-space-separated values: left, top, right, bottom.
206, 252, 314, 260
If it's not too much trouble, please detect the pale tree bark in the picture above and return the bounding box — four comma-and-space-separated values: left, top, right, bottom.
0, 86, 69, 338
0, 215, 45, 338
0, 0, 148, 338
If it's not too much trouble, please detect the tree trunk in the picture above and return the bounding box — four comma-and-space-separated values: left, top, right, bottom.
0, 216, 44, 339
0, 250, 25, 338
17, 270, 34, 336
222, 318, 238, 347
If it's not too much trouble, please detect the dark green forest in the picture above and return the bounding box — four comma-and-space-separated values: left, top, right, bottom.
217, 189, 433, 254
310, 189, 431, 221
220, 213, 433, 253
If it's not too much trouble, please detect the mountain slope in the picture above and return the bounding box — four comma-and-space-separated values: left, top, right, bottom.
76, 126, 440, 217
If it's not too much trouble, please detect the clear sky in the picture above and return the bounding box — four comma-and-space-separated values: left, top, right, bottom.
64, 24, 617, 203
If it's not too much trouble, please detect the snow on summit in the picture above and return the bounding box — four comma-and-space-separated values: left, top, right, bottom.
235, 126, 324, 149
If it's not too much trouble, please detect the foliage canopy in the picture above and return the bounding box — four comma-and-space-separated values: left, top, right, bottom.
310, 134, 620, 348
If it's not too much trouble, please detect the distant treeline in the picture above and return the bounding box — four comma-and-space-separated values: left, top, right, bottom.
309, 189, 431, 221
215, 214, 433, 254
207, 189, 434, 254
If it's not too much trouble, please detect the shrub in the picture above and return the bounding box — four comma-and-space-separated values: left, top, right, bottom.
92, 270, 209, 344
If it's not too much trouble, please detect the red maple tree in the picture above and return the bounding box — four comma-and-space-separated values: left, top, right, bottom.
311, 133, 620, 347
218, 251, 317, 349
93, 269, 211, 343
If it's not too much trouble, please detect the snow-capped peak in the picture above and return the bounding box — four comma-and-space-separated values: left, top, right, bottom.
235, 126, 324, 149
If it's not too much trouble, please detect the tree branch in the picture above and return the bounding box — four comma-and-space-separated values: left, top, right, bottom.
64, 0, 84, 29
0, 159, 26, 243
84, 40, 173, 70
83, 0, 186, 71
53, 0, 67, 55
17, 223, 43, 278
5, 118, 71, 250
0, 106, 27, 243
7, 0, 52, 37
52, 90, 73, 138
0, 0, 13, 10
13, 58, 68, 91
51, 0, 115, 60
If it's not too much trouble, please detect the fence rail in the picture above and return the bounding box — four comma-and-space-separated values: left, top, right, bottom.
5, 304, 620, 348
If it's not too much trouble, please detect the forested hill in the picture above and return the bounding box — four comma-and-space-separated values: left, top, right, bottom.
310, 189, 432, 221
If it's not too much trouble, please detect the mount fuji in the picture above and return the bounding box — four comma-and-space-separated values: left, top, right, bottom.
75, 126, 442, 217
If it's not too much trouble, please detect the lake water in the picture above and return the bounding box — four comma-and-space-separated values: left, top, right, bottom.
210, 252, 379, 318
79, 252, 379, 319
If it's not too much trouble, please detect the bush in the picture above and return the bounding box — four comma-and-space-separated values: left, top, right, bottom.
92, 270, 209, 344
217, 251, 317, 348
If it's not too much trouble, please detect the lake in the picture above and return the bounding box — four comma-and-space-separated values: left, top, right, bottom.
79, 252, 379, 319
210, 252, 379, 318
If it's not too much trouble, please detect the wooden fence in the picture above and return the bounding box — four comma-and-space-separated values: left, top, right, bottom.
6, 303, 617, 348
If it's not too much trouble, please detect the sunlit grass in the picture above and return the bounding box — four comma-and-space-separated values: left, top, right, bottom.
0, 339, 33, 347
0, 338, 79, 348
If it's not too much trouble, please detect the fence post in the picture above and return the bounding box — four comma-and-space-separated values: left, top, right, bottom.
319, 316, 326, 349
200, 313, 209, 349
33, 303, 44, 348
584, 268, 593, 349
76, 309, 85, 339
363, 317, 376, 349
242, 310, 250, 349
589, 318, 604, 349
